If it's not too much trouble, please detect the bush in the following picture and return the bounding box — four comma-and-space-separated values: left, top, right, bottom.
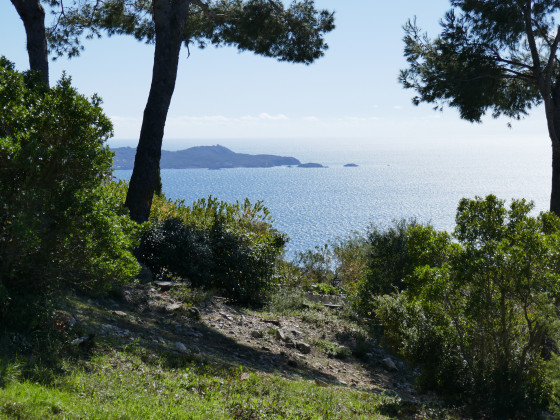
374, 196, 560, 416
0, 59, 140, 328
353, 219, 416, 317
142, 195, 287, 305
293, 234, 369, 296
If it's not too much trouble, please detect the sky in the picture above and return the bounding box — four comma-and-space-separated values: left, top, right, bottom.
0, 1, 551, 152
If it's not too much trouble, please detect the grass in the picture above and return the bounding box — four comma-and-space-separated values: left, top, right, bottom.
0, 344, 397, 419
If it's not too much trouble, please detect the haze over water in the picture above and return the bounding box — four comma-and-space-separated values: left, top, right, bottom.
114, 137, 551, 257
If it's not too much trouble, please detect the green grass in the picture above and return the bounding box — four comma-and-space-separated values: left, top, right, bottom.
0, 344, 397, 419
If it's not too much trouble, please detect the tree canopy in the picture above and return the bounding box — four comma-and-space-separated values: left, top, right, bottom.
400, 0, 560, 214
40, 0, 334, 222
48, 0, 334, 64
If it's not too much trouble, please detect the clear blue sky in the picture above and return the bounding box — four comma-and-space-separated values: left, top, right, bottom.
0, 1, 549, 151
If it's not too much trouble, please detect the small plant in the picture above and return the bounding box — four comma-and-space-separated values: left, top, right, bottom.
313, 339, 351, 360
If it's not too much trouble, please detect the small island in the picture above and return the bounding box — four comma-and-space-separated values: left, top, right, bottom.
112, 145, 301, 170
298, 162, 326, 168
344, 163, 358, 167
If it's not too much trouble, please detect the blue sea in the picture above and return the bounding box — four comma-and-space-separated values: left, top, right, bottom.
114, 137, 551, 257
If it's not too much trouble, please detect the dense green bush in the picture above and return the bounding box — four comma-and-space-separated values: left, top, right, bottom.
374, 196, 560, 416
0, 59, 140, 328
142, 195, 287, 305
352, 219, 416, 317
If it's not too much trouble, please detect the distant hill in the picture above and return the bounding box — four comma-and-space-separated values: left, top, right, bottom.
112, 145, 301, 170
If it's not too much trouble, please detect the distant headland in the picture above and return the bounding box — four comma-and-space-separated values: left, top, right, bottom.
112, 145, 303, 170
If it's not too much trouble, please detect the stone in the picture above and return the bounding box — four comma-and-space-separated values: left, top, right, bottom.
221, 313, 234, 321
296, 342, 312, 354
154, 280, 176, 291
382, 357, 398, 372
187, 307, 201, 320
165, 302, 182, 312
112, 310, 127, 317
275, 328, 288, 342
175, 342, 188, 352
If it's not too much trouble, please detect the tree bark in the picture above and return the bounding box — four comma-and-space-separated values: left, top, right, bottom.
125, 0, 190, 223
549, 88, 560, 216
10, 0, 49, 86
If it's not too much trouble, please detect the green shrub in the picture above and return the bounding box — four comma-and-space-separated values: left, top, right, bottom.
374, 196, 560, 416
142, 195, 287, 305
0, 59, 140, 328
353, 219, 416, 317
294, 234, 369, 296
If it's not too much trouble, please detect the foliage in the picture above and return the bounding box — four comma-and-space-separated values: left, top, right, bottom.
399, 1, 553, 123
142, 195, 287, 305
353, 220, 417, 317
293, 233, 369, 296
0, 347, 398, 419
47, 0, 335, 65
0, 58, 140, 328
375, 195, 560, 416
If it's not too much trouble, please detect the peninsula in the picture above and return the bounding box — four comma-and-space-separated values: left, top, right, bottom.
112, 145, 301, 170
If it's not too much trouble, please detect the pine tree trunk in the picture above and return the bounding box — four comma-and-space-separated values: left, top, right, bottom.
551, 146, 560, 216
125, 0, 190, 223
10, 0, 49, 86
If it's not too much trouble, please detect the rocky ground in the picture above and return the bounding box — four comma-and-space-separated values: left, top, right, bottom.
65, 282, 439, 410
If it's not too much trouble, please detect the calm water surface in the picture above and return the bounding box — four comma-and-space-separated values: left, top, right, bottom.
114, 137, 551, 257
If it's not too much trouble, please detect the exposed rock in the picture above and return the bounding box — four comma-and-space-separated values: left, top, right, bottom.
175, 341, 188, 352
71, 334, 95, 347
275, 328, 288, 342
112, 310, 127, 317
382, 357, 398, 372
296, 342, 312, 354
165, 302, 182, 312
154, 281, 177, 291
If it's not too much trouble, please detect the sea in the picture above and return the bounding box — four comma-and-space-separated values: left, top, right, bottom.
113, 137, 551, 258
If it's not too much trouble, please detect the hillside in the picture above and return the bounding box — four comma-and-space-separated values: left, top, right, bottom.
0, 282, 456, 419
112, 145, 301, 170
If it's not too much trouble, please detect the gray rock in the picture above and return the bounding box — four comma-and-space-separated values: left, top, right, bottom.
382, 357, 398, 372
296, 342, 312, 354
112, 310, 127, 317
154, 280, 176, 291
175, 342, 188, 352
275, 328, 287, 341
165, 302, 182, 312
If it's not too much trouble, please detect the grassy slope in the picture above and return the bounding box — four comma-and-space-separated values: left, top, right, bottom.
0, 293, 416, 420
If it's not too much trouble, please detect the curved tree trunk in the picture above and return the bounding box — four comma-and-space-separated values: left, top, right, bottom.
125, 0, 190, 223
10, 0, 49, 86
